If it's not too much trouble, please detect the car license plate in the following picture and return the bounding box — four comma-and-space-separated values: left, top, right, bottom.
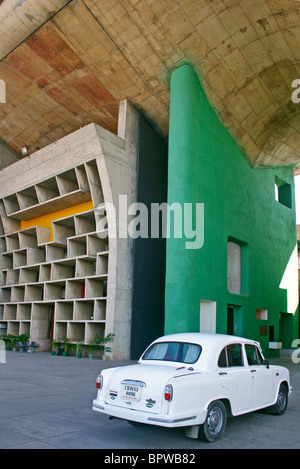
121, 383, 142, 401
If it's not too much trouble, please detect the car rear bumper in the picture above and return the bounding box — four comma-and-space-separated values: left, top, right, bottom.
93, 399, 204, 428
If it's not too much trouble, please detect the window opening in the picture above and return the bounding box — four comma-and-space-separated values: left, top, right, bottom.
275, 176, 292, 209
227, 237, 249, 295
256, 309, 268, 320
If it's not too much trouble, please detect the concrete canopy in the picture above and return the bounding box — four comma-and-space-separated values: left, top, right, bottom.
1, 0, 300, 171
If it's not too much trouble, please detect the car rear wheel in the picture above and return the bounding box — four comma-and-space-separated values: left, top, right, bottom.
267, 384, 288, 415
199, 400, 227, 442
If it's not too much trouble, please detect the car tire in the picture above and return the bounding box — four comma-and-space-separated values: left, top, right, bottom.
199, 400, 227, 442
267, 383, 288, 415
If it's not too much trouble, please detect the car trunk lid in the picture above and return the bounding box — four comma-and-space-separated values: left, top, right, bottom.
104, 363, 187, 414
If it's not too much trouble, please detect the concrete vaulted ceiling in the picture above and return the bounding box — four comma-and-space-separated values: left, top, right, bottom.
1, 0, 300, 172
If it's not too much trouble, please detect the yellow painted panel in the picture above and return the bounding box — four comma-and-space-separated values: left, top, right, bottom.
20, 201, 93, 241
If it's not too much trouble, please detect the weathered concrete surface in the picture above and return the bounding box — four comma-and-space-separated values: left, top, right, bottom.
0, 138, 21, 170
1, 0, 300, 169
0, 352, 299, 449
0, 0, 70, 59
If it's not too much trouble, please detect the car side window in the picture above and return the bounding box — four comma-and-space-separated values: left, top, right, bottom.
218, 344, 243, 368
227, 344, 243, 366
218, 347, 227, 367
245, 344, 263, 366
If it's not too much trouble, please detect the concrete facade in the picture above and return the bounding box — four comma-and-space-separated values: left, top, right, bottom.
0, 98, 168, 359
0, 100, 140, 359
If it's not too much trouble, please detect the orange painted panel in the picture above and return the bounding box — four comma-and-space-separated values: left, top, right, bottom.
20, 200, 93, 241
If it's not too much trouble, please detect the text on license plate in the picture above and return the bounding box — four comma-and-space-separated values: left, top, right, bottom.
121, 384, 142, 401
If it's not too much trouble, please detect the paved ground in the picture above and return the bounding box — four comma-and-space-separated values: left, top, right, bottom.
0, 351, 300, 450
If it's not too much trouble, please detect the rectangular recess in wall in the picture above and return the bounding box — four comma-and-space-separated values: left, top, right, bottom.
4, 304, 17, 320
56, 301, 73, 321
56, 169, 79, 196
27, 247, 45, 265
17, 186, 39, 210
200, 300, 216, 333
5, 269, 19, 286
66, 279, 85, 299
17, 304, 31, 321
5, 233, 19, 252
13, 251, 26, 269
51, 260, 75, 280
74, 210, 96, 235
54, 321, 67, 341
256, 308, 268, 320
45, 244, 66, 262
3, 194, 19, 215
39, 265, 51, 282
94, 299, 106, 321
35, 177, 60, 203
227, 237, 249, 296
11, 286, 25, 302
275, 176, 292, 209
69, 322, 85, 342
74, 300, 94, 321
44, 282, 65, 301
259, 325, 268, 335
19, 267, 39, 284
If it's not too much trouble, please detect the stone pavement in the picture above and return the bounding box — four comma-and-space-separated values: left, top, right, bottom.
0, 352, 299, 450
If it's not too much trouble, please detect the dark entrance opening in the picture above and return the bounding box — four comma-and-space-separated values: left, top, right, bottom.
227, 305, 234, 335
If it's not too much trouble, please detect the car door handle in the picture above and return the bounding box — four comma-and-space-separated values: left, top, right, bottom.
251, 369, 256, 373
219, 372, 227, 376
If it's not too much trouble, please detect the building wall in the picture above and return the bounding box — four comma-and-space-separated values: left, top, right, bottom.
0, 99, 168, 359
0, 100, 140, 359
131, 114, 168, 359
165, 65, 299, 357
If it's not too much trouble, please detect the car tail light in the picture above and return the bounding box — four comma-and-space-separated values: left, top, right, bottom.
96, 375, 103, 389
164, 384, 173, 401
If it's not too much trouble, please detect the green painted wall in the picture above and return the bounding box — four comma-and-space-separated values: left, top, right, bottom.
165, 64, 299, 357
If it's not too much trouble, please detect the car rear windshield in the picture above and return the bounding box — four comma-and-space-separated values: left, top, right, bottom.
142, 342, 202, 364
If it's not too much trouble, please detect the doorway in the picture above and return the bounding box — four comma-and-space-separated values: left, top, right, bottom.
48, 305, 55, 342
227, 304, 243, 336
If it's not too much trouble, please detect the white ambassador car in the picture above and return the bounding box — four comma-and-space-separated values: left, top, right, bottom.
92, 333, 291, 442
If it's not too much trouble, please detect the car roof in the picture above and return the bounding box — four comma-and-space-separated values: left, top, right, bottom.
147, 332, 260, 370
153, 332, 256, 347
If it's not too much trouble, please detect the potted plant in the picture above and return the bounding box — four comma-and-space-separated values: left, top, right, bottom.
18, 333, 29, 343
88, 333, 115, 360
99, 332, 115, 359
76, 342, 83, 358
4, 334, 14, 351
50, 339, 59, 356
62, 337, 70, 357
88, 335, 99, 360
11, 336, 18, 352
62, 337, 75, 357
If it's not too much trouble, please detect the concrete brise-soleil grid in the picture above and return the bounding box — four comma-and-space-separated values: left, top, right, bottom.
0, 100, 139, 360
